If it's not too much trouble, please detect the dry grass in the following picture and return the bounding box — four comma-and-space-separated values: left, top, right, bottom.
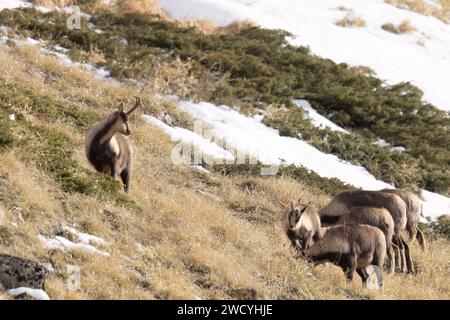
219, 20, 258, 35
178, 18, 218, 35
31, 0, 74, 8
32, 0, 169, 18
0, 42, 449, 300
382, 19, 416, 34
116, 0, 162, 15
336, 12, 367, 28
385, 0, 450, 23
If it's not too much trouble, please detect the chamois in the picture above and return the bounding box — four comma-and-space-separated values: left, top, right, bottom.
337, 206, 395, 274
318, 190, 407, 273
85, 97, 141, 192
284, 202, 386, 288
381, 189, 426, 273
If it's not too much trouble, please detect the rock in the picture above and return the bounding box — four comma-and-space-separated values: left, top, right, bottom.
366, 265, 383, 290
0, 254, 47, 290
8, 288, 50, 300
0, 205, 5, 226
228, 288, 258, 300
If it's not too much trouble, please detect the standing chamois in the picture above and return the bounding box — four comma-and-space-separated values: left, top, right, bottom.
283, 201, 386, 288
336, 206, 395, 274
380, 189, 426, 273
318, 190, 408, 273
85, 97, 141, 192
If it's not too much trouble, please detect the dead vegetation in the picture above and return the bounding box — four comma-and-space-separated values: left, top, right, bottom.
385, 0, 450, 23
335, 9, 367, 28
382, 19, 416, 34
0, 32, 449, 301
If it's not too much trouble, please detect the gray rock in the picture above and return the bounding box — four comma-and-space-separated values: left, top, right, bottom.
0, 254, 47, 290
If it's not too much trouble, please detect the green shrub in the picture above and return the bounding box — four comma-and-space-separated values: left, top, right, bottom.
423, 218, 450, 239
1, 7, 448, 194
213, 163, 355, 197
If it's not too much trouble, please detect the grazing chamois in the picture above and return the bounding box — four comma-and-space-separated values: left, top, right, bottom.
337, 206, 395, 274
318, 190, 408, 273
85, 97, 141, 192
284, 202, 386, 288
381, 189, 426, 273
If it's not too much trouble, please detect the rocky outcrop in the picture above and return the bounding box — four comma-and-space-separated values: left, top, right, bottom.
0, 254, 47, 290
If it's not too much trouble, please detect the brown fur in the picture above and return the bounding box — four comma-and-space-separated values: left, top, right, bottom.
381, 189, 426, 273
381, 189, 425, 248
318, 190, 408, 273
84, 98, 141, 192
337, 206, 395, 274
282, 202, 321, 252
284, 203, 386, 287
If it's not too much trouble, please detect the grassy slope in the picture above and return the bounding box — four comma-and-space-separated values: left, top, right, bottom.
1, 7, 448, 196
0, 41, 449, 300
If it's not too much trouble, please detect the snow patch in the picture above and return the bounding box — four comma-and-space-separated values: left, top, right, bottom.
294, 99, 348, 133
374, 139, 390, 147
8, 288, 50, 300
161, 0, 450, 111
142, 115, 235, 164
167, 99, 449, 219
178, 100, 392, 190
0, 0, 49, 13
390, 146, 406, 152
192, 165, 210, 174
38, 233, 110, 257
62, 225, 109, 247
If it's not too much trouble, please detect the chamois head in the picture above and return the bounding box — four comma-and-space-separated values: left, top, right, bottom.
284, 200, 320, 251
113, 97, 141, 136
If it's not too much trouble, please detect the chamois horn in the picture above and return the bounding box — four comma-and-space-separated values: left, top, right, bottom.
303, 201, 312, 211
127, 96, 141, 115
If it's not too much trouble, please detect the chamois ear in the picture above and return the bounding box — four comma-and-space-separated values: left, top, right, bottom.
290, 201, 295, 210
117, 102, 124, 113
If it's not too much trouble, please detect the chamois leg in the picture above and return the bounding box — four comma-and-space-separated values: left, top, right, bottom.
120, 169, 130, 193
341, 256, 356, 284
393, 236, 405, 272
109, 156, 121, 181
402, 238, 414, 273
400, 243, 407, 273
356, 268, 369, 287
416, 228, 426, 252
386, 244, 395, 274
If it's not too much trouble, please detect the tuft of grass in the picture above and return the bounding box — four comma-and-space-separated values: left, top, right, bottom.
336, 12, 367, 28
117, 0, 161, 15
385, 0, 450, 24
382, 20, 416, 34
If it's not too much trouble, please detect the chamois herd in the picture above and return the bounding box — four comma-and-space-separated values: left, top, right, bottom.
85, 99, 427, 291
283, 189, 426, 289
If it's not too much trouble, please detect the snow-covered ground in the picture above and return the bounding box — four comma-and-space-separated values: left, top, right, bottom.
144, 98, 450, 219
161, 0, 450, 111
294, 100, 348, 133
38, 227, 110, 257
0, 0, 48, 13
8, 287, 50, 300
142, 115, 235, 164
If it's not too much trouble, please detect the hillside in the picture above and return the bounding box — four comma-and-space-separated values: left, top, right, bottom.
0, 1, 449, 300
